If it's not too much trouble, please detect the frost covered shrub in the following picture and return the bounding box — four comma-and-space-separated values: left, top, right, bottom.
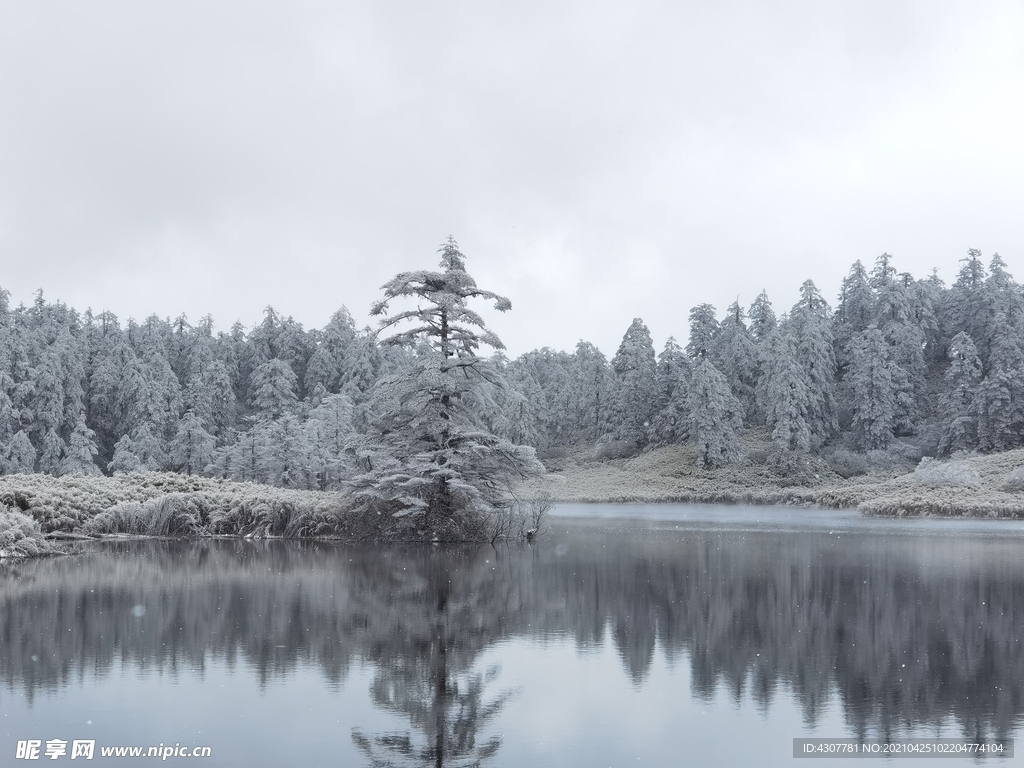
0, 507, 61, 559
0, 473, 355, 537
204, 486, 348, 537
866, 448, 914, 473
0, 472, 203, 532
593, 440, 638, 460
767, 447, 810, 478
745, 447, 770, 466
83, 495, 206, 536
914, 457, 981, 489
537, 447, 568, 462
888, 439, 925, 464
1000, 467, 1024, 493
84, 492, 348, 539
210, 499, 319, 537
145, 495, 206, 535
860, 493, 1024, 518
83, 502, 149, 534
907, 424, 941, 459
828, 450, 868, 478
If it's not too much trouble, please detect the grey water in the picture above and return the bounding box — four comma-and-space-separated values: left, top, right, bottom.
2, 504, 1023, 766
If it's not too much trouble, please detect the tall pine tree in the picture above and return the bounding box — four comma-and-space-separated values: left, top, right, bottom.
610, 318, 657, 446
350, 238, 542, 534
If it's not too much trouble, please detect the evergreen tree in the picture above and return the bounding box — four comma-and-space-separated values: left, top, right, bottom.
306, 393, 356, 489
61, 415, 100, 475
108, 434, 143, 474
712, 301, 759, 422
0, 373, 15, 449
207, 360, 237, 442
944, 249, 990, 364
686, 304, 718, 361
134, 347, 182, 445
170, 410, 216, 475
913, 270, 945, 368
251, 359, 299, 420
245, 308, 312, 402
220, 425, 267, 483
610, 318, 657, 445
832, 260, 874, 378
261, 414, 310, 488
650, 337, 690, 445
747, 291, 777, 343
570, 341, 616, 440
756, 329, 812, 466
129, 422, 166, 471
869, 260, 926, 434
339, 333, 381, 402
85, 320, 125, 461
976, 330, 1024, 451
114, 352, 148, 434
501, 366, 547, 449
871, 257, 911, 329
55, 327, 87, 436
849, 329, 896, 451
220, 320, 249, 408
685, 359, 742, 467
885, 318, 926, 435
938, 332, 981, 455
6, 430, 35, 474
38, 428, 65, 475
518, 348, 573, 445
351, 237, 542, 533
29, 349, 65, 434
788, 280, 837, 445
985, 253, 1024, 332
303, 307, 357, 395
973, 256, 1024, 451
181, 333, 217, 428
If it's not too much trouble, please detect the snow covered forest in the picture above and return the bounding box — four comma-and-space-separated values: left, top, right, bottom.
0, 247, 1020, 487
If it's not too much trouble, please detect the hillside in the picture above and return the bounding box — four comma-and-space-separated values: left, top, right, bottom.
517, 430, 1024, 518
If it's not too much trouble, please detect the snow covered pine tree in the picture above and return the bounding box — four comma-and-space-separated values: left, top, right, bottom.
350, 237, 543, 539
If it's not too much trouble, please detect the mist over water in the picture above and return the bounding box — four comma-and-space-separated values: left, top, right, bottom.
2, 509, 1022, 766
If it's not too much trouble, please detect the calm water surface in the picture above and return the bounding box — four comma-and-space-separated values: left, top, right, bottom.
2, 504, 1023, 766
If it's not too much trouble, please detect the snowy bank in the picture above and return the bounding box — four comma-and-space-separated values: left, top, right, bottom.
0, 507, 66, 560
0, 472, 351, 538
516, 440, 1024, 519
0, 472, 545, 550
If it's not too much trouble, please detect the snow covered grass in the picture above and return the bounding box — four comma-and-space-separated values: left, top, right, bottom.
913, 457, 981, 488
0, 472, 360, 541
517, 433, 1024, 518
0, 471, 536, 546
1001, 466, 1024, 493
83, 497, 206, 536
3, 437, 1023, 550
0, 506, 65, 560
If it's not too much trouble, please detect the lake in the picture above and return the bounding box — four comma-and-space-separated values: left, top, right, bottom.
2, 504, 1022, 766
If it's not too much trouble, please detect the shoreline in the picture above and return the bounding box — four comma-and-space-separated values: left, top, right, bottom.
3, 442, 1024, 562
516, 442, 1024, 519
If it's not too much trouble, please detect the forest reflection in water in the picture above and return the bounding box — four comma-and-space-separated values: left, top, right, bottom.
2, 512, 1024, 765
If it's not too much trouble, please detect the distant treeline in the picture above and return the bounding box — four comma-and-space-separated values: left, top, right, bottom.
0, 248, 1019, 483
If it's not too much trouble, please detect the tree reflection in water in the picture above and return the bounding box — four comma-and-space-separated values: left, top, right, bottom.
350, 550, 512, 767
1, 527, 1024, 763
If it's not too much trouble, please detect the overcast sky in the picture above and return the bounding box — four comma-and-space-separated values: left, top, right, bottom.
1, 1, 1022, 356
